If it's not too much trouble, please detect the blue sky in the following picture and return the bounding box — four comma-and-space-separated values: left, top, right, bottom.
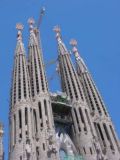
0, 0, 120, 159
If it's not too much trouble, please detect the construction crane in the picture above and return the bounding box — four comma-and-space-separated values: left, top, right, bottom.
36, 7, 59, 82
33, 7, 45, 40
37, 7, 46, 29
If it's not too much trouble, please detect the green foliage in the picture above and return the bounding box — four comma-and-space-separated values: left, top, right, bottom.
57, 95, 69, 104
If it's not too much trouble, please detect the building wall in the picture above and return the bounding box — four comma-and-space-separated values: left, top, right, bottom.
0, 123, 4, 160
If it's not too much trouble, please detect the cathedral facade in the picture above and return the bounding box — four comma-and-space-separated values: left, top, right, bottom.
8, 18, 120, 160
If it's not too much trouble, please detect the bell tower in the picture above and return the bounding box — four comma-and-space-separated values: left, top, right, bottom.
54, 26, 104, 160
70, 39, 120, 160
9, 24, 36, 160
28, 18, 60, 160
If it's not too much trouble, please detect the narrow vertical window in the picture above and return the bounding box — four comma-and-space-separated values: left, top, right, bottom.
44, 100, 47, 116
83, 147, 86, 154
110, 125, 120, 150
14, 115, 16, 144
36, 147, 39, 160
22, 58, 27, 98
79, 108, 87, 132
85, 109, 92, 133
18, 59, 21, 100
90, 147, 93, 154
38, 102, 42, 119
43, 143, 45, 150
96, 123, 106, 147
30, 108, 34, 137
103, 123, 114, 150
71, 113, 76, 134
19, 110, 22, 139
109, 125, 119, 151
19, 110, 22, 129
25, 108, 28, 125
10, 120, 12, 150
12, 119, 14, 146
74, 108, 81, 132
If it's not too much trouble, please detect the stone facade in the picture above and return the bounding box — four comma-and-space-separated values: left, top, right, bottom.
9, 20, 120, 160
70, 39, 120, 160
0, 123, 4, 160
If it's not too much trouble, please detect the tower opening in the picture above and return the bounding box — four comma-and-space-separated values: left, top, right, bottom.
59, 149, 67, 160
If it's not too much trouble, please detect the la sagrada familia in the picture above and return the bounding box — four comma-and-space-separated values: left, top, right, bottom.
0, 14, 120, 160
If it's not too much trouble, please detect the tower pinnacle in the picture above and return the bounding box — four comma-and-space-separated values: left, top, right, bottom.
54, 26, 68, 55
9, 22, 35, 160
16, 23, 24, 30
70, 39, 88, 73
28, 17, 35, 30
70, 39, 81, 60
28, 18, 38, 46
70, 39, 77, 46
27, 19, 60, 160
16, 23, 23, 41
53, 25, 61, 40
72, 40, 120, 160
55, 28, 103, 160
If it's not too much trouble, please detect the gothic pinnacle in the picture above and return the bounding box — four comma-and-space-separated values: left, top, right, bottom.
53, 25, 61, 40
16, 23, 24, 41
70, 39, 80, 59
28, 17, 38, 46
28, 17, 35, 30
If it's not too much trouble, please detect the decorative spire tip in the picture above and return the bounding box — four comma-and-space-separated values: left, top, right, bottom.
53, 25, 61, 33
41, 7, 46, 15
28, 17, 35, 25
16, 23, 24, 31
16, 23, 23, 40
70, 39, 79, 56
53, 25, 61, 40
28, 18, 35, 30
70, 39, 77, 46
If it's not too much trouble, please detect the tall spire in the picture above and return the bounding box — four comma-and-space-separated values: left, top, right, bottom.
9, 24, 36, 160
54, 26, 85, 101
70, 40, 120, 160
54, 27, 103, 160
70, 39, 108, 116
11, 23, 31, 106
28, 19, 60, 160
28, 18, 48, 97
